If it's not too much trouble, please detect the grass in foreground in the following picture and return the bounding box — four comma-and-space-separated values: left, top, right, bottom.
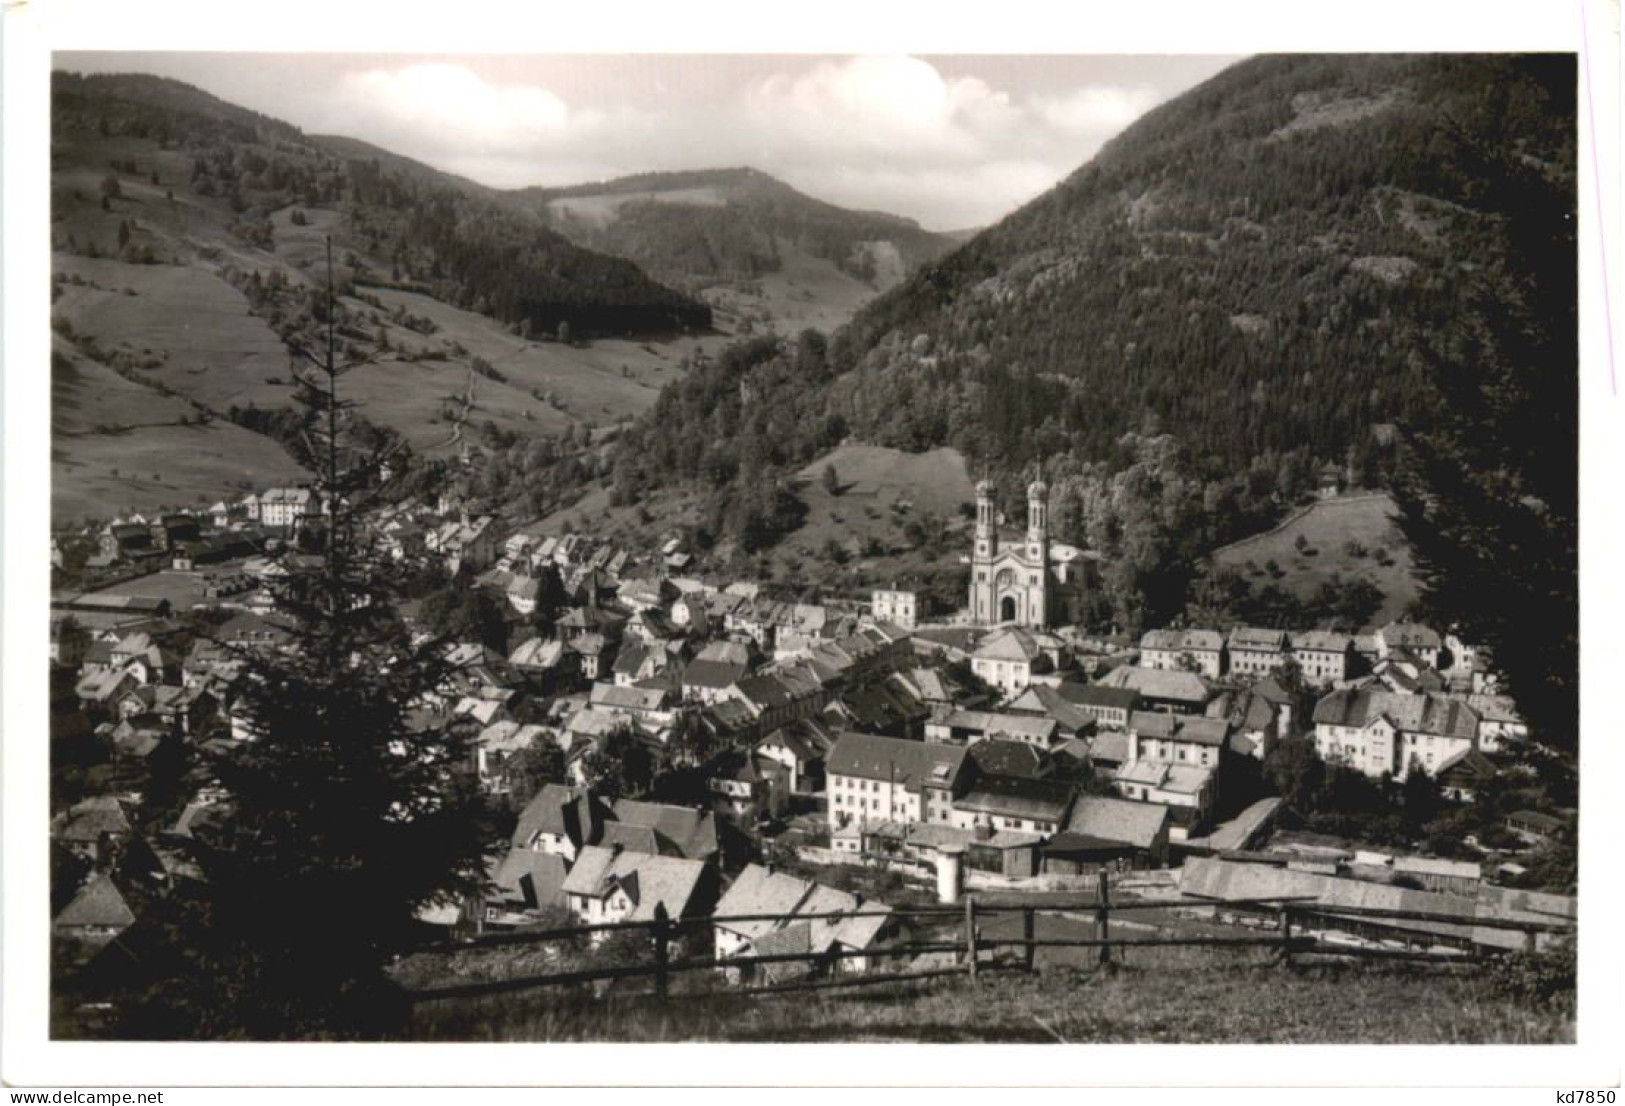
406, 947, 1574, 1044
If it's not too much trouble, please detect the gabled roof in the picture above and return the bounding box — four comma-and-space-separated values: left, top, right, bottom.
942, 710, 1057, 743
1462, 694, 1524, 725
510, 636, 568, 670
590, 682, 671, 713
1393, 855, 1481, 881
826, 732, 968, 791
1115, 759, 1212, 794
610, 799, 719, 861
1140, 629, 1225, 653
598, 822, 664, 857
54, 873, 137, 930
1228, 626, 1289, 652
1086, 730, 1131, 765
733, 673, 806, 712
955, 775, 1075, 822
969, 739, 1049, 780
560, 845, 707, 920
1251, 677, 1296, 706
1004, 685, 1095, 732
1311, 689, 1478, 741
1129, 711, 1231, 747
55, 796, 133, 843
1064, 795, 1170, 850
682, 658, 750, 690
477, 720, 548, 755
1379, 621, 1442, 650
973, 627, 1043, 663
511, 784, 605, 850
756, 718, 838, 763
1097, 666, 1210, 704
1057, 682, 1141, 711
566, 707, 625, 738
1290, 630, 1352, 654
490, 849, 570, 910
893, 667, 954, 703
714, 864, 817, 941
715, 864, 892, 952
1437, 746, 1497, 782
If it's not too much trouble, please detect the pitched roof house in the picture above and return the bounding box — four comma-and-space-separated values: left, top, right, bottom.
561, 845, 712, 936
713, 863, 900, 978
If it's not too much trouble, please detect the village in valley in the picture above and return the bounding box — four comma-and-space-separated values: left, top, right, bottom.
50, 460, 1577, 1013
37, 51, 1581, 1046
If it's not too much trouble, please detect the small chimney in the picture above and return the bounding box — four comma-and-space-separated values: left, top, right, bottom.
935, 845, 964, 905
765, 860, 776, 876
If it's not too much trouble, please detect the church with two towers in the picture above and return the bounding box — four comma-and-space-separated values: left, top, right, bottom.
966, 474, 1061, 629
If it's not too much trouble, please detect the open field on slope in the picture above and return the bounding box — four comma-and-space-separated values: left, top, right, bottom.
52, 255, 294, 413
547, 187, 728, 227
794, 445, 976, 516
51, 340, 308, 524
698, 236, 896, 338
356, 287, 688, 437
1212, 492, 1421, 627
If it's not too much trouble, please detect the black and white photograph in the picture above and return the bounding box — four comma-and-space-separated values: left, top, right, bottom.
3, 0, 1619, 1095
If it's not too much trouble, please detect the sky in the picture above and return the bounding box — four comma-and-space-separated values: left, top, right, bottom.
56, 53, 1240, 230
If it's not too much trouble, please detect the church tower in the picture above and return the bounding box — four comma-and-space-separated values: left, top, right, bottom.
1025, 472, 1050, 627
969, 477, 997, 624
1026, 471, 1049, 564
974, 477, 997, 562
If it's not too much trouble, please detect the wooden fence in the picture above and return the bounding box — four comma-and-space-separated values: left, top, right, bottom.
404, 871, 1574, 1008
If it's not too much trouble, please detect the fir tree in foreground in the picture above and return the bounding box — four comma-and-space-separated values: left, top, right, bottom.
1394, 76, 1578, 754
115, 241, 500, 1039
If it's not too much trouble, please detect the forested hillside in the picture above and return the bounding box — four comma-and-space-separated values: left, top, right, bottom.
53, 72, 712, 339
609, 54, 1575, 631
516, 168, 953, 288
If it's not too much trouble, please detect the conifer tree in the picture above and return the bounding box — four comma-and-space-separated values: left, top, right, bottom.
112, 240, 500, 1039
1393, 106, 1577, 753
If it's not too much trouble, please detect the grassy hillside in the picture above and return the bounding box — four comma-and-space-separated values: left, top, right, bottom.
408, 947, 1573, 1043
48, 75, 961, 524
761, 445, 974, 600
1212, 492, 1420, 628
47, 72, 727, 521
51, 339, 308, 523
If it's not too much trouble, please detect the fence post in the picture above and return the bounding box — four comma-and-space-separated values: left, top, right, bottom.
1097, 867, 1112, 968
1523, 926, 1538, 955
1021, 905, 1036, 974
652, 903, 670, 1001
964, 894, 979, 980
1279, 903, 1294, 968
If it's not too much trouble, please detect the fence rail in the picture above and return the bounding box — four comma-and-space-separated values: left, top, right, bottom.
405, 870, 1569, 1008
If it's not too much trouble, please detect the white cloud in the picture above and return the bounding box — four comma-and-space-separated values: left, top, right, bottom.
335, 63, 578, 155
314, 57, 1168, 228
1032, 85, 1160, 136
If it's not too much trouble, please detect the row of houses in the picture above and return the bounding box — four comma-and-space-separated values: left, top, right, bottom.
1138, 621, 1475, 687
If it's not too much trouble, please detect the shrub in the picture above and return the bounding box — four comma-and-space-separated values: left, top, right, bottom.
1488, 939, 1576, 1009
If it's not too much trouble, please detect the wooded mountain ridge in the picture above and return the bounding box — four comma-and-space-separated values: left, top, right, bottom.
513, 167, 956, 288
